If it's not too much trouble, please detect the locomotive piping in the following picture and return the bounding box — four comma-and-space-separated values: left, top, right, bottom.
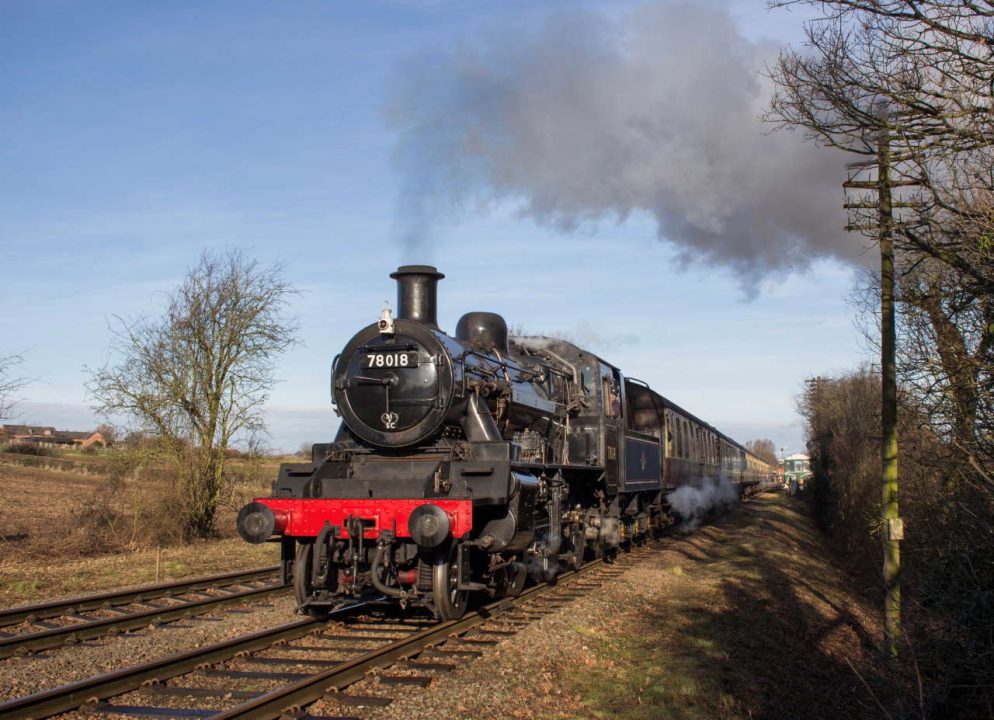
462, 392, 503, 442
390, 265, 444, 329
370, 543, 407, 598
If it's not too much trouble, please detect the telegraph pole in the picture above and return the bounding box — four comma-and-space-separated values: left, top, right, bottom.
876, 130, 902, 660
843, 126, 908, 659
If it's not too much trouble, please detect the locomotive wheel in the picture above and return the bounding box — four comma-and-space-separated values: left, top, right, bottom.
432, 542, 469, 621
651, 512, 666, 539
292, 542, 329, 619
498, 561, 527, 598
564, 526, 585, 570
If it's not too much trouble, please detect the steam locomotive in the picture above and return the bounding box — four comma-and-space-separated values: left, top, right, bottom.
237, 266, 771, 620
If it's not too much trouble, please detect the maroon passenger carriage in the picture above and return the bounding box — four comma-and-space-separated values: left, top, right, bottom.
237, 266, 770, 620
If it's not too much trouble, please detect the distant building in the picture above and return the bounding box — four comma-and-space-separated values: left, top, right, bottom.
782, 453, 812, 489
1, 425, 56, 438
1, 425, 108, 449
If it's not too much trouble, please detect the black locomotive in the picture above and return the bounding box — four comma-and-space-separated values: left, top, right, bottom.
237, 266, 770, 619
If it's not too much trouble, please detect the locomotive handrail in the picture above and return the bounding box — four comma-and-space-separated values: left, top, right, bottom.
510, 461, 605, 472
358, 340, 419, 351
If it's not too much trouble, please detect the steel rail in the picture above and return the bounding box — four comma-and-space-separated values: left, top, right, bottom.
0, 565, 281, 627
210, 560, 607, 720
0, 580, 288, 659
0, 618, 321, 720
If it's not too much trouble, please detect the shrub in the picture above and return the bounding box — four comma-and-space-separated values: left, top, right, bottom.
5, 442, 53, 457
799, 368, 994, 717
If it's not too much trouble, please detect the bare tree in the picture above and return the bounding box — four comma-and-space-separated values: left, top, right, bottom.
94, 423, 118, 446
770, 1, 994, 484
744, 438, 778, 465
767, 0, 994, 659
0, 354, 27, 421
769, 2, 994, 698
768, 0, 994, 286
87, 249, 298, 538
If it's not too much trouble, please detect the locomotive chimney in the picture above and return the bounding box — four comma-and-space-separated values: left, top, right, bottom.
390, 265, 445, 329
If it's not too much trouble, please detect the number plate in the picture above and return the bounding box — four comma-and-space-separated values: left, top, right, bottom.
364, 351, 418, 369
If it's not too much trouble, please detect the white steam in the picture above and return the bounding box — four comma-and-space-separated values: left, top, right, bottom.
386, 1, 857, 285
668, 475, 740, 529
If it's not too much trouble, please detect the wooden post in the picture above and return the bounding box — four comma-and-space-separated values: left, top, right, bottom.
878, 128, 902, 659
844, 125, 905, 659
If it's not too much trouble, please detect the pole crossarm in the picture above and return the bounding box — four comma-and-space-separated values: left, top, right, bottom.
844, 202, 923, 209
843, 179, 923, 189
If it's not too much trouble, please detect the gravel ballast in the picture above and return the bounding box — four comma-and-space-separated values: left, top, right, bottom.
0, 593, 298, 701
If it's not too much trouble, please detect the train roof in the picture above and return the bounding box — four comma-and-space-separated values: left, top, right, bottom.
629, 378, 762, 461
510, 335, 769, 466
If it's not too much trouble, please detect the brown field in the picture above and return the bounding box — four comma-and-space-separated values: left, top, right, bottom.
0, 453, 286, 606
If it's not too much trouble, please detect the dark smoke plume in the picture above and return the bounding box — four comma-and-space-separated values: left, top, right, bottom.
386, 1, 858, 283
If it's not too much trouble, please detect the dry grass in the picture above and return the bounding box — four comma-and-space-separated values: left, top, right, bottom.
0, 453, 285, 606
0, 454, 283, 550
0, 537, 280, 607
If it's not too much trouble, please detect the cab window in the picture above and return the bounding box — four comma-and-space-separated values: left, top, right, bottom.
601, 367, 621, 418
581, 364, 594, 396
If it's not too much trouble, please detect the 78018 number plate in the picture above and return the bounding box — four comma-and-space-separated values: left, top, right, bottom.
364, 351, 418, 369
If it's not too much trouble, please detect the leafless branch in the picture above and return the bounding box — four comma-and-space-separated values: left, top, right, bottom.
86, 249, 299, 537
0, 354, 28, 421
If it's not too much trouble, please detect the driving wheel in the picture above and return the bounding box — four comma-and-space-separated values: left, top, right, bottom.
292, 542, 330, 619
432, 541, 469, 620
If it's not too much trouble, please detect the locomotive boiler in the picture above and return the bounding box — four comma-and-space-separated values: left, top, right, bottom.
237, 265, 770, 620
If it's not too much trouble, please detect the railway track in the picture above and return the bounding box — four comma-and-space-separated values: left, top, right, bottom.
0, 565, 285, 658
0, 545, 654, 720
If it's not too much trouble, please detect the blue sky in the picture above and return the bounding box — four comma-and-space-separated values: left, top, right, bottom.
1, 0, 867, 454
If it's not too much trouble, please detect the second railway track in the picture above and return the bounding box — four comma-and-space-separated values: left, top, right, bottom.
0, 565, 285, 658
